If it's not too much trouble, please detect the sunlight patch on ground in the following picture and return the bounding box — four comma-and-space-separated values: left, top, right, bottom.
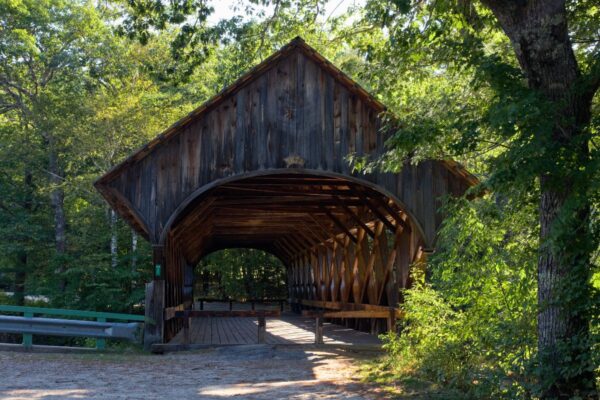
198, 380, 326, 396
0, 389, 90, 400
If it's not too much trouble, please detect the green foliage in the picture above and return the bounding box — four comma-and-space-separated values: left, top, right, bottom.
116, 0, 336, 82
378, 197, 539, 399
352, 0, 600, 396
196, 249, 287, 300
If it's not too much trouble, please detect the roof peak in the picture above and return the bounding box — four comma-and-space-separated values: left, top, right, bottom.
95, 37, 385, 186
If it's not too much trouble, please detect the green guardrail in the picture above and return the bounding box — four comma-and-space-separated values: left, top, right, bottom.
0, 305, 146, 350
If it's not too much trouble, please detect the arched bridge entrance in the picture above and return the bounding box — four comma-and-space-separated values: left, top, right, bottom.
95, 37, 476, 347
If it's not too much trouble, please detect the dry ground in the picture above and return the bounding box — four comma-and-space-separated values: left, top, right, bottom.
0, 345, 385, 399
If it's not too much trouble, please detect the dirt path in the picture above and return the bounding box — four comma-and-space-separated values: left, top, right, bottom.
0, 346, 382, 399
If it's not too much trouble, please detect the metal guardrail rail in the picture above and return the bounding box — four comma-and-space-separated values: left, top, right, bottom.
0, 305, 146, 350
0, 316, 141, 340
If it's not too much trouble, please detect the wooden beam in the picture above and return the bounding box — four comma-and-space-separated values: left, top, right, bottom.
173, 310, 281, 319
237, 177, 350, 186
322, 207, 358, 243
289, 231, 314, 252
214, 196, 364, 207
309, 215, 346, 247
276, 239, 297, 258
271, 242, 293, 262
281, 236, 306, 255
301, 221, 330, 244
217, 185, 356, 196
334, 196, 376, 238
296, 227, 321, 248
163, 303, 186, 321
353, 191, 396, 232
372, 195, 410, 232
292, 298, 403, 318
303, 310, 392, 319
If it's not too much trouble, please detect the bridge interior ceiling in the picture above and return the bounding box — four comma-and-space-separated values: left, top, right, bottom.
172, 175, 407, 261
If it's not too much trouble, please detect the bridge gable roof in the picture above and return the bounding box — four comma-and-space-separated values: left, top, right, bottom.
95, 37, 385, 187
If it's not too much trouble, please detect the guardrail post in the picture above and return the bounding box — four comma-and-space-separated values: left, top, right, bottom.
96, 317, 106, 350
22, 311, 33, 348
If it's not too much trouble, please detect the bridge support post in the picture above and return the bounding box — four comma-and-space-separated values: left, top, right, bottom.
144, 280, 164, 349
315, 316, 323, 344
144, 245, 165, 350
257, 315, 266, 344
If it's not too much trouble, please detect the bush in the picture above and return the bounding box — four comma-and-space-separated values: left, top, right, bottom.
376, 197, 539, 399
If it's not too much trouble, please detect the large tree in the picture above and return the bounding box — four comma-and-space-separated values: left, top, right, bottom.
357, 0, 599, 398
484, 3, 598, 398
0, 0, 113, 291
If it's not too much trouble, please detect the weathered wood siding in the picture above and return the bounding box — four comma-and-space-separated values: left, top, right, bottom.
106, 50, 470, 249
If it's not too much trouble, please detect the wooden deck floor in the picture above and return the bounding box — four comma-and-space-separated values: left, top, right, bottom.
169, 313, 382, 346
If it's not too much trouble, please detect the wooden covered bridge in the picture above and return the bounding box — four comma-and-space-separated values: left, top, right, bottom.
95, 37, 476, 347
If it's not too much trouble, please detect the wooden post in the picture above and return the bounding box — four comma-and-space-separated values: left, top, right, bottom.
183, 312, 190, 345
257, 314, 266, 344
315, 316, 323, 344
183, 262, 194, 307
387, 308, 396, 333
144, 280, 165, 350
229, 299, 233, 311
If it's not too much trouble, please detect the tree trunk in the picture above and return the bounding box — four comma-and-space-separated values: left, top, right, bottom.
48, 137, 67, 292
131, 229, 138, 271
481, 1, 597, 398
14, 169, 33, 306
110, 208, 118, 268
14, 256, 26, 306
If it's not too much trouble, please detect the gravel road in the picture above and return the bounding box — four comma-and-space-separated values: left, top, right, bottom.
0, 345, 381, 399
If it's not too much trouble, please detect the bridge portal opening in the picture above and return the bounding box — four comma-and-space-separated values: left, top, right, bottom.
194, 248, 287, 303
156, 171, 425, 344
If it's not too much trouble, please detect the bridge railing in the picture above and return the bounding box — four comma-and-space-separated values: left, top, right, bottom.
195, 297, 287, 312
0, 305, 146, 350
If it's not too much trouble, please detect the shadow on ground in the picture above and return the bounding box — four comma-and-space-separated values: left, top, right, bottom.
0, 345, 387, 399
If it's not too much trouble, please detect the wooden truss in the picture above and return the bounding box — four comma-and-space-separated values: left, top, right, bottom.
153, 174, 427, 341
